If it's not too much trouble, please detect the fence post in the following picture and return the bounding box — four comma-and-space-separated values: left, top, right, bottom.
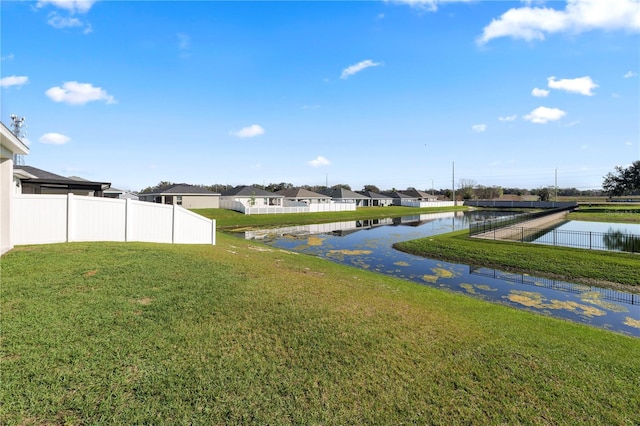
172, 204, 176, 244
124, 198, 130, 242
211, 219, 216, 245
66, 193, 74, 242
589, 231, 592, 250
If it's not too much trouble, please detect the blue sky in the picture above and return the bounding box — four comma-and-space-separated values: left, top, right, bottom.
2, 0, 639, 192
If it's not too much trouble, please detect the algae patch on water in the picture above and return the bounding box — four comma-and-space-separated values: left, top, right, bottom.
422, 267, 457, 283
505, 290, 606, 318
623, 317, 640, 329
459, 283, 497, 294
394, 261, 410, 267
327, 249, 372, 255
307, 236, 324, 246
579, 291, 629, 313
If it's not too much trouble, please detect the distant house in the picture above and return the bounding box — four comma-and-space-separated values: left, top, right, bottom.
104, 187, 139, 200
401, 188, 438, 202
382, 190, 418, 206
321, 187, 369, 206
1, 122, 29, 255
13, 165, 110, 196
357, 190, 393, 207
276, 188, 331, 205
220, 186, 283, 208
138, 183, 220, 208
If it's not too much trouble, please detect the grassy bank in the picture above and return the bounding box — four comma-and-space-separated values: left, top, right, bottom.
193, 205, 467, 230
1, 235, 639, 424
394, 230, 640, 291
568, 204, 640, 224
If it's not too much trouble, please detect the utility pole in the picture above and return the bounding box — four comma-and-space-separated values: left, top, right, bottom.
452, 161, 455, 206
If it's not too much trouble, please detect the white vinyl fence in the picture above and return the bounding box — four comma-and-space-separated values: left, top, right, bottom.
12, 194, 215, 246
401, 201, 456, 208
220, 199, 356, 215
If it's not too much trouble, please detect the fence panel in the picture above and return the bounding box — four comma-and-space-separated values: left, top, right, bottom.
74, 196, 126, 242
174, 207, 217, 245
12, 194, 68, 245
12, 194, 215, 246
126, 200, 174, 243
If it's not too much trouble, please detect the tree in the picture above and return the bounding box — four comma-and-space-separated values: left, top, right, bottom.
265, 182, 293, 193
458, 179, 476, 200
537, 187, 551, 202
331, 183, 351, 190
363, 184, 380, 193
602, 161, 640, 196
140, 181, 174, 193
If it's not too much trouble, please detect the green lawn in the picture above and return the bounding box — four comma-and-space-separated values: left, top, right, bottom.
568, 204, 640, 224
2, 235, 639, 424
194, 205, 468, 230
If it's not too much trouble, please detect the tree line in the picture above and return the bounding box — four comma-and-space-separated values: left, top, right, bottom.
138, 163, 638, 199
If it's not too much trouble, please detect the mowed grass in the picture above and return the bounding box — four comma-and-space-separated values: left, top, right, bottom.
568, 204, 640, 224
194, 205, 468, 230
2, 235, 640, 424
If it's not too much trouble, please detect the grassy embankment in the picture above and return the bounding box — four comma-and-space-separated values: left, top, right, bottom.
2, 236, 639, 424
395, 205, 640, 292
567, 203, 640, 224
193, 205, 468, 230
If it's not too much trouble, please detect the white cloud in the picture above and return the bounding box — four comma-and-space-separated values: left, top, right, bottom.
39, 132, 71, 145
230, 124, 265, 139
47, 12, 83, 29
389, 0, 471, 12
37, 0, 97, 14
340, 59, 381, 80
1, 53, 15, 61
477, 0, 640, 44
624, 70, 638, 78
523, 106, 566, 124
547, 76, 598, 96
302, 105, 320, 110
532, 87, 549, 97
498, 114, 518, 122
0, 75, 29, 88
471, 124, 487, 133
308, 156, 331, 167
45, 81, 116, 105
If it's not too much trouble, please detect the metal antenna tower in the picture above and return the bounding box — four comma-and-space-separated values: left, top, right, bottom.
9, 114, 27, 165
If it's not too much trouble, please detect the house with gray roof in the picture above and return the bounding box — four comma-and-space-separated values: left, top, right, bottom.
138, 183, 220, 208
382, 190, 418, 206
220, 186, 283, 209
401, 188, 438, 202
321, 187, 369, 206
357, 190, 394, 207
276, 188, 331, 205
13, 165, 110, 196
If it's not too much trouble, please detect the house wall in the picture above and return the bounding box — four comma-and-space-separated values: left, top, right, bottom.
182, 195, 220, 209
0, 157, 13, 255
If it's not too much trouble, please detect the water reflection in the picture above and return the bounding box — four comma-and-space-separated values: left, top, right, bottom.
528, 220, 640, 253
602, 229, 640, 252
237, 212, 640, 337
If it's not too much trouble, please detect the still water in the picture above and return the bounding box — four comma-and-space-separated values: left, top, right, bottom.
529, 220, 640, 252
239, 211, 640, 337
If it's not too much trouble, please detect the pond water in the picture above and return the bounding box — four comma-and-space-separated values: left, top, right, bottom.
237, 211, 640, 337
529, 220, 640, 252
